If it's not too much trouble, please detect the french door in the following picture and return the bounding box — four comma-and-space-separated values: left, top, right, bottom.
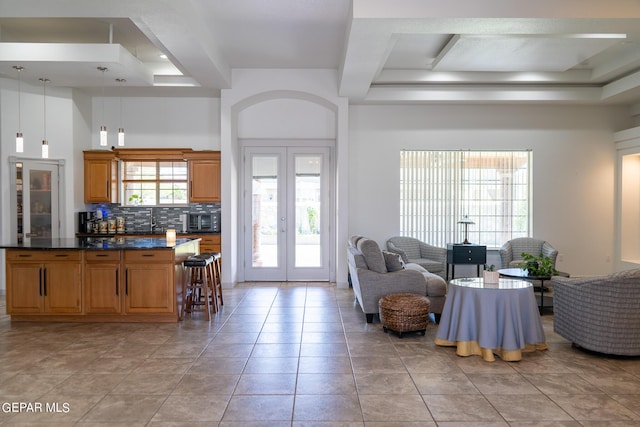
243, 145, 331, 281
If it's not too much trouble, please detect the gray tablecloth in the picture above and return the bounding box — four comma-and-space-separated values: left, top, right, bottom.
435, 278, 547, 361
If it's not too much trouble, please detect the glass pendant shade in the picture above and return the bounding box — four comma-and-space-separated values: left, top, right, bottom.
14, 65, 24, 153
116, 78, 126, 146
40, 77, 50, 159
16, 133, 24, 153
98, 66, 108, 147
100, 125, 108, 146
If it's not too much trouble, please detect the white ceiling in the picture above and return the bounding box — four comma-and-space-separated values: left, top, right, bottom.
2, 0, 640, 105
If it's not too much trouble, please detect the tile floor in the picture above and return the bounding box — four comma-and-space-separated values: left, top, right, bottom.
0, 282, 639, 426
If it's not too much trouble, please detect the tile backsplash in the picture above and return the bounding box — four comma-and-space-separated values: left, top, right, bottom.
87, 203, 220, 233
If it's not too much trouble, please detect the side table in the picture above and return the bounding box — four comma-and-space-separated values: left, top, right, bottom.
446, 243, 487, 280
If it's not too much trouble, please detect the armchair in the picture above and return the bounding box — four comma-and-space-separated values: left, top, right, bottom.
499, 237, 558, 269
386, 236, 446, 278
347, 237, 447, 323
552, 269, 640, 356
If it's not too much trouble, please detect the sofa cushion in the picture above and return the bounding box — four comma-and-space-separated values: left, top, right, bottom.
382, 251, 405, 272
357, 239, 387, 273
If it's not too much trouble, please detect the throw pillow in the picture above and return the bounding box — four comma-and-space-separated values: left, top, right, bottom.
382, 251, 405, 272
357, 239, 387, 273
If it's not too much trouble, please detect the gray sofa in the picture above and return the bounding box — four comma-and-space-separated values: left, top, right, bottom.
347, 236, 447, 323
552, 269, 640, 356
386, 236, 447, 278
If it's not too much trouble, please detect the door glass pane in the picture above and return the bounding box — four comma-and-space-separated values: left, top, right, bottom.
30, 169, 52, 238
252, 156, 279, 267
294, 155, 321, 267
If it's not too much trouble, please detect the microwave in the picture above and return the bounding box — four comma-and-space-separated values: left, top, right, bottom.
188, 212, 219, 232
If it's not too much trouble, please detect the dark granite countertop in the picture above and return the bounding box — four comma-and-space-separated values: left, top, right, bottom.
0, 237, 197, 250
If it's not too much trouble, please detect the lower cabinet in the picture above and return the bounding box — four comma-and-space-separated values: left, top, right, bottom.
5, 246, 190, 321
124, 250, 174, 313
84, 250, 122, 314
6, 250, 82, 314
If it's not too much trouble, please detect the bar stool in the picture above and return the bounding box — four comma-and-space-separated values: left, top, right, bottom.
181, 254, 214, 320
200, 252, 223, 310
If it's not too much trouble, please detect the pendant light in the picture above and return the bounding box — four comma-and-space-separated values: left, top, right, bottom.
97, 66, 108, 146
13, 66, 25, 153
40, 78, 50, 159
116, 78, 126, 146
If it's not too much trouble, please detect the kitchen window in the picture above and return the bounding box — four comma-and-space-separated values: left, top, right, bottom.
400, 150, 531, 248
122, 160, 188, 206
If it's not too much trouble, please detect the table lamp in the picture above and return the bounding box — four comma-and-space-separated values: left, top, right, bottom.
458, 215, 474, 244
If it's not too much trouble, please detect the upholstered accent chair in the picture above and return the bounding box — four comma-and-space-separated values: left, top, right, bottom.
499, 237, 558, 269
386, 236, 447, 278
552, 269, 640, 356
347, 236, 447, 323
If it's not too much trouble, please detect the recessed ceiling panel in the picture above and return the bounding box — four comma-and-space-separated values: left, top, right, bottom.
433, 35, 625, 72
384, 34, 452, 69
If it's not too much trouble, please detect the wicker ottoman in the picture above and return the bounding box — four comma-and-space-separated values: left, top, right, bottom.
379, 293, 431, 338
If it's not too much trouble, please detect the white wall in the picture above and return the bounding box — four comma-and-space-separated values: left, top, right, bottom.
0, 83, 222, 292
221, 69, 350, 287
90, 96, 220, 150
348, 104, 629, 276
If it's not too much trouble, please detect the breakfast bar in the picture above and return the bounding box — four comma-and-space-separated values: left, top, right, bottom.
2, 237, 200, 322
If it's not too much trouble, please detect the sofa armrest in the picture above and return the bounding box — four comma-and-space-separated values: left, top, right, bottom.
355, 268, 428, 314
499, 241, 513, 268
418, 242, 446, 262
542, 242, 559, 265
386, 241, 409, 263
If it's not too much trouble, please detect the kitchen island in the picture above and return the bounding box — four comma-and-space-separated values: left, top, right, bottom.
2, 237, 200, 322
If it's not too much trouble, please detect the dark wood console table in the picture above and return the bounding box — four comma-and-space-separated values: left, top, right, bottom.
446, 243, 487, 280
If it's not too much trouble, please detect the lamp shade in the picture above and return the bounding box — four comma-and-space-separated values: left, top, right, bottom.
458, 215, 474, 225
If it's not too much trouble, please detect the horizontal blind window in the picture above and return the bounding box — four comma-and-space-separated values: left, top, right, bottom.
400, 150, 531, 247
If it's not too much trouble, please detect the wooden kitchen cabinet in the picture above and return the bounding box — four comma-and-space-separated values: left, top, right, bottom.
84, 250, 122, 314
124, 250, 174, 313
84, 150, 119, 203
185, 233, 221, 253
6, 250, 82, 314
185, 151, 221, 202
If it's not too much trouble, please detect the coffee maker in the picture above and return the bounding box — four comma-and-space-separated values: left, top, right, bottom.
78, 211, 94, 233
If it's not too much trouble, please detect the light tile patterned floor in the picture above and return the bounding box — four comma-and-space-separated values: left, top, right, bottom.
0, 282, 639, 426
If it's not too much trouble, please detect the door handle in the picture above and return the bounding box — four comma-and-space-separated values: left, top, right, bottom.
115, 268, 119, 296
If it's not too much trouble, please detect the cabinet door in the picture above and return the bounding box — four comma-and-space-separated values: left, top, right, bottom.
189, 157, 221, 202
84, 155, 118, 203
125, 264, 174, 313
85, 263, 122, 314
43, 262, 82, 313
6, 263, 43, 313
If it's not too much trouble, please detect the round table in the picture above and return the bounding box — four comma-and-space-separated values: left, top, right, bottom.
498, 268, 551, 314
435, 277, 548, 361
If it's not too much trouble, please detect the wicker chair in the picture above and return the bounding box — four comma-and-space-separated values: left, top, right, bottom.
552, 269, 640, 356
499, 237, 558, 269
386, 236, 446, 278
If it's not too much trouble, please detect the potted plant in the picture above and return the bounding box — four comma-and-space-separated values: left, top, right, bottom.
483, 264, 499, 283
519, 253, 558, 277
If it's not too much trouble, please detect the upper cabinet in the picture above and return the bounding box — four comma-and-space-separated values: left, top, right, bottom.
83, 149, 221, 205
185, 151, 221, 203
84, 151, 118, 203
